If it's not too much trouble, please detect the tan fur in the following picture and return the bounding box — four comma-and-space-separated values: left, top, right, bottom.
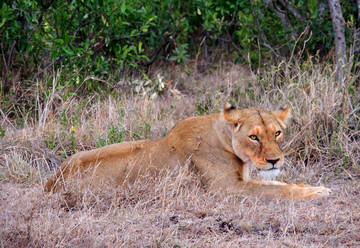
45, 103, 331, 199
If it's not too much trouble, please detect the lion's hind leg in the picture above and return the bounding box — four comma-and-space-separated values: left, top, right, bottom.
44, 156, 97, 192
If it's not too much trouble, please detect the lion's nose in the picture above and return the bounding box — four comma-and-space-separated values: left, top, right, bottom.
266, 158, 280, 165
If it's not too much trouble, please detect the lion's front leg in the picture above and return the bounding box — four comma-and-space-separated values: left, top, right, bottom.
192, 156, 331, 200
211, 179, 331, 200
245, 180, 331, 199
278, 182, 332, 199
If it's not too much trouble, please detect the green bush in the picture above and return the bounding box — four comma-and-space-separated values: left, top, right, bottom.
0, 0, 358, 93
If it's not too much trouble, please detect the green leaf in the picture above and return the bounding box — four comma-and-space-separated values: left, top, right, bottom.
62, 46, 74, 56
101, 15, 108, 26
51, 50, 58, 59
138, 41, 143, 53
141, 25, 149, 33
307, 0, 317, 15
121, 2, 126, 13
54, 39, 64, 44
0, 18, 6, 28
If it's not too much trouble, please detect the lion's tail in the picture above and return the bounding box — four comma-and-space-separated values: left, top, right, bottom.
44, 169, 65, 192
44, 175, 56, 192
44, 157, 74, 192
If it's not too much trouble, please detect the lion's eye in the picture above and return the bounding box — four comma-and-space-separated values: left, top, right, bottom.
249, 135, 259, 141
275, 131, 281, 137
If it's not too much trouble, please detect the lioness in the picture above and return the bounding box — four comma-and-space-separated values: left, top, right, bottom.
45, 103, 331, 199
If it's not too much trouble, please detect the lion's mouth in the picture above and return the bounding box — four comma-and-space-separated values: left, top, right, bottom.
256, 166, 279, 171
258, 168, 280, 180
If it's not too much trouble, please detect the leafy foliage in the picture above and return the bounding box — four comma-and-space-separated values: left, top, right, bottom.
0, 0, 359, 92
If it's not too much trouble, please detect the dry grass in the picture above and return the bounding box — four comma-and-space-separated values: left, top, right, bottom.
0, 61, 359, 247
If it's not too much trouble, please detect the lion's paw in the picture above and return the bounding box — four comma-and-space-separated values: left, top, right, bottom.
291, 185, 331, 199
305, 186, 331, 199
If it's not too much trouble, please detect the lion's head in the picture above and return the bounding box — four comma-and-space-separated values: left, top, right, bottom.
222, 103, 291, 180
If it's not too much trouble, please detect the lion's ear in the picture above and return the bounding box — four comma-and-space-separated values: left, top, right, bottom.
223, 102, 238, 124
273, 106, 291, 128
223, 102, 236, 111
223, 103, 242, 131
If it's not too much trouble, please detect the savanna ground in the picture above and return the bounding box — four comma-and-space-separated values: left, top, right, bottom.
1, 61, 359, 247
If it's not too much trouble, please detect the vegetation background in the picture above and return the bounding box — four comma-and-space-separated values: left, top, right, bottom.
0, 0, 359, 247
